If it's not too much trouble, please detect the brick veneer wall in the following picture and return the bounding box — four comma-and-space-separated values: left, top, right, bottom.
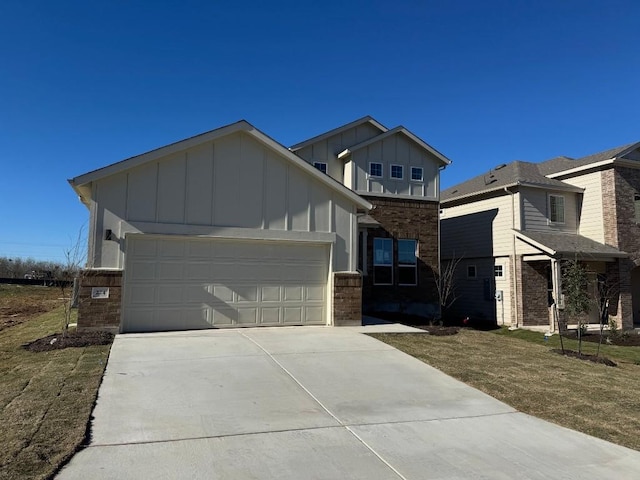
601, 166, 639, 329
361, 196, 440, 317
333, 272, 362, 326
77, 270, 122, 333
517, 258, 550, 327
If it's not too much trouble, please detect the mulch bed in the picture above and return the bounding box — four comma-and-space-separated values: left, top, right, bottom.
411, 325, 460, 336
551, 348, 617, 367
23, 331, 114, 352
566, 332, 640, 347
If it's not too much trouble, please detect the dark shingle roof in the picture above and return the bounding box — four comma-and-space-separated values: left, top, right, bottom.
441, 161, 579, 204
539, 143, 639, 176
515, 230, 627, 258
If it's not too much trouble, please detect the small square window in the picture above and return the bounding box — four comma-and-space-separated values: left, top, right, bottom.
369, 162, 383, 178
467, 265, 477, 279
494, 265, 503, 278
390, 164, 403, 180
411, 167, 423, 181
313, 162, 327, 174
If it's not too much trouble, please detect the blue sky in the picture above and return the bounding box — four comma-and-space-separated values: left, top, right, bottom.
1, 0, 639, 262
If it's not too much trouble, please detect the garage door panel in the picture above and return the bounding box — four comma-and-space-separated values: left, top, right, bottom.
124, 237, 329, 332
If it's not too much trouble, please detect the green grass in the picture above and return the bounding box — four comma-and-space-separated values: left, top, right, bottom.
370, 329, 640, 452
491, 327, 640, 365
0, 307, 111, 480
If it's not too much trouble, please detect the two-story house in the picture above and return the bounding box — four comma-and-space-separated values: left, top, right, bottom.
291, 117, 451, 318
69, 117, 451, 333
441, 142, 640, 331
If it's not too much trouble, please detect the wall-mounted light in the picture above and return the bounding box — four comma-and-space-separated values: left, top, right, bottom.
105, 229, 114, 241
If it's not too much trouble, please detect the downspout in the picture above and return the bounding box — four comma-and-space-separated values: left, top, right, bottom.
504, 186, 519, 328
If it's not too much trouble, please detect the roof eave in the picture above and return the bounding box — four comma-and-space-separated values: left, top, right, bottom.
289, 116, 388, 152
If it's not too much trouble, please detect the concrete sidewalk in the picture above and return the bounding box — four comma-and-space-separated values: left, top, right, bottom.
57, 325, 640, 479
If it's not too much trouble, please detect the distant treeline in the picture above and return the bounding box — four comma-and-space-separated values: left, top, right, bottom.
0, 256, 65, 280
0, 277, 71, 287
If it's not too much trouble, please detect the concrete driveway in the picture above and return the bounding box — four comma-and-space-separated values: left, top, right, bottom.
58, 325, 640, 479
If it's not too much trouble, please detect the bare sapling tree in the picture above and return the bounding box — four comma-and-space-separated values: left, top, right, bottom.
433, 255, 462, 325
561, 258, 591, 356
55, 227, 86, 338
594, 275, 618, 358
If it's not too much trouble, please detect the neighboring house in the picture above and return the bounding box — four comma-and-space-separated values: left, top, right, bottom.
291, 117, 451, 318
441, 142, 640, 331
69, 117, 451, 333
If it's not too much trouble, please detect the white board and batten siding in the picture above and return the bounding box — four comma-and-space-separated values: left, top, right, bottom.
295, 123, 382, 181
86, 130, 363, 331
351, 134, 440, 199
91, 131, 357, 272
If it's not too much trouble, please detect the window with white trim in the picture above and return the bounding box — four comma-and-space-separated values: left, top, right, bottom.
410, 167, 423, 181
313, 162, 327, 174
494, 265, 504, 278
467, 265, 477, 279
548, 194, 565, 224
398, 239, 417, 286
634, 193, 640, 223
390, 164, 404, 180
369, 162, 383, 178
373, 238, 393, 285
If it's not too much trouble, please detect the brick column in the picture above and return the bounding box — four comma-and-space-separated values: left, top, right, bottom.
333, 272, 362, 326
77, 270, 123, 333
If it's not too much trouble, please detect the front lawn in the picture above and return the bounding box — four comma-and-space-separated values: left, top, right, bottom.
0, 304, 112, 480
370, 329, 640, 452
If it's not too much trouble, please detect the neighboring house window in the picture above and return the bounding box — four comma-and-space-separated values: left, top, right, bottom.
369, 162, 383, 178
634, 193, 640, 223
390, 164, 404, 180
494, 265, 503, 278
411, 167, 423, 181
373, 238, 393, 285
313, 162, 327, 174
548, 194, 565, 224
398, 239, 417, 286
467, 265, 477, 279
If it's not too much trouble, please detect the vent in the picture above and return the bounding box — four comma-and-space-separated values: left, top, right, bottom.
495, 163, 507, 170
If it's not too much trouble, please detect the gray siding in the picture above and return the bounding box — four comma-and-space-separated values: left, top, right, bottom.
92, 131, 354, 271
521, 187, 578, 233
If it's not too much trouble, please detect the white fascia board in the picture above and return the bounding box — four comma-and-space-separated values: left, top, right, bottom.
518, 181, 584, 193
289, 116, 388, 151
546, 159, 614, 178
514, 231, 556, 256
441, 183, 518, 206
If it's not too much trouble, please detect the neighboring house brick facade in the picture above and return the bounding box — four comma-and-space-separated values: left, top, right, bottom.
442, 142, 640, 331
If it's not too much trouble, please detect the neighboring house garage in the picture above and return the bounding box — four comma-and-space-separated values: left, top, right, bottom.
69, 121, 370, 333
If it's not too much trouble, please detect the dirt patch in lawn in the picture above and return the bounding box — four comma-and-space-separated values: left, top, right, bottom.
0, 284, 61, 330
551, 349, 617, 366
23, 330, 114, 352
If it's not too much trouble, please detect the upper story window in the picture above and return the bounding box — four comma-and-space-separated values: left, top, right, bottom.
390, 164, 404, 180
369, 162, 383, 178
548, 194, 565, 224
467, 265, 477, 279
313, 162, 327, 174
410, 167, 423, 182
373, 238, 393, 285
398, 239, 418, 286
634, 193, 640, 223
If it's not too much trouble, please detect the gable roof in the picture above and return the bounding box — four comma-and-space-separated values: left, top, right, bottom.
69, 120, 372, 210
289, 116, 388, 151
336, 126, 452, 166
441, 161, 582, 205
514, 230, 627, 259
541, 142, 640, 177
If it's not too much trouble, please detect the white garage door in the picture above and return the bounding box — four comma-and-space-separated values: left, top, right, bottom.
122, 236, 329, 332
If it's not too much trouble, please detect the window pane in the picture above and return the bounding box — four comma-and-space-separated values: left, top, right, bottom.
398, 267, 416, 285
370, 163, 382, 177
398, 239, 417, 265
467, 265, 476, 278
550, 195, 565, 223
391, 165, 403, 179
313, 162, 327, 174
494, 265, 503, 277
374, 266, 393, 284
411, 167, 423, 181
373, 238, 392, 265
635, 193, 640, 223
